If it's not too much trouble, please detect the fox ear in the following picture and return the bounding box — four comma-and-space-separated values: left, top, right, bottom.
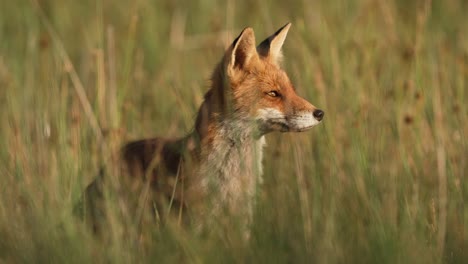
257, 22, 291, 65
226, 27, 257, 74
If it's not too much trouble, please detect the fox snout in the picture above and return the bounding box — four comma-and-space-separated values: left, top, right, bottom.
284, 95, 324, 132
287, 107, 324, 132
256, 105, 324, 133
313, 109, 324, 121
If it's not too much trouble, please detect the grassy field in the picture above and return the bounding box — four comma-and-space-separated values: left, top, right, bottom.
0, 0, 467, 263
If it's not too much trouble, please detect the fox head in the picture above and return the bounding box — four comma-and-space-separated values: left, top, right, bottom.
201, 23, 323, 138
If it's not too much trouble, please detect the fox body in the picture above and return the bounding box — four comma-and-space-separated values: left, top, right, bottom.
83, 23, 324, 230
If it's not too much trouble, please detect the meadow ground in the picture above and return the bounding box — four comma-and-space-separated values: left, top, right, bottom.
0, 0, 467, 263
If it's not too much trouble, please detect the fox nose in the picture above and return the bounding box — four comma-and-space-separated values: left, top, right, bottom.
313, 109, 324, 121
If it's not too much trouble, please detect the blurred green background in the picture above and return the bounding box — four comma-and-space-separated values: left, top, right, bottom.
0, 0, 467, 263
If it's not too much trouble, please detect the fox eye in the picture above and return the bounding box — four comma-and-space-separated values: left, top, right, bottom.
267, 91, 280, 97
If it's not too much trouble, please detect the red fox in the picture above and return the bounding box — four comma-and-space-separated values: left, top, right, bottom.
81, 23, 324, 232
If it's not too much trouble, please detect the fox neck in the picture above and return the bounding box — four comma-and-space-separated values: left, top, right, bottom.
194, 63, 264, 167
197, 118, 266, 217
197, 105, 266, 178
192, 67, 266, 217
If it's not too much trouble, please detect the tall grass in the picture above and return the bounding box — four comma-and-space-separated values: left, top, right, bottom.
0, 0, 466, 262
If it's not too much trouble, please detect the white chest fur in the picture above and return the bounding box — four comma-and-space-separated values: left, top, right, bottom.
198, 120, 266, 220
